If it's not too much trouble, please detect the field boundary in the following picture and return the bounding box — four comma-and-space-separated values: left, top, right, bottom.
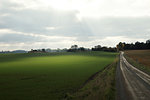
80, 63, 112, 89
64, 59, 118, 100
124, 54, 150, 75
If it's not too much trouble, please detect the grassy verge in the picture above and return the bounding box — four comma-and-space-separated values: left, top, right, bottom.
124, 54, 150, 75
64, 59, 118, 100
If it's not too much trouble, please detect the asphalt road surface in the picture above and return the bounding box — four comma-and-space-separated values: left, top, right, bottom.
116, 52, 150, 100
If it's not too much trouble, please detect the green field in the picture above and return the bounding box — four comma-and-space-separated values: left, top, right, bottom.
0, 51, 117, 100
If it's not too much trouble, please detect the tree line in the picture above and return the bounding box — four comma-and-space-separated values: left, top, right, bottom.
91, 45, 116, 52
29, 39, 150, 53
67, 45, 116, 52
3, 39, 149, 53
116, 39, 150, 51
68, 39, 150, 52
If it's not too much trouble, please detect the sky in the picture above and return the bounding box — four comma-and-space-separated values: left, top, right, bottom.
0, 0, 150, 50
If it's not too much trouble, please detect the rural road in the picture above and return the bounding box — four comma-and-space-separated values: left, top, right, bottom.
116, 52, 150, 100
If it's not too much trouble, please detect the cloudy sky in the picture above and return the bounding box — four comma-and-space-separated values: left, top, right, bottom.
0, 0, 150, 50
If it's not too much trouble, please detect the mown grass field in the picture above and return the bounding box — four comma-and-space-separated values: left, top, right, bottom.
124, 50, 150, 74
0, 51, 117, 100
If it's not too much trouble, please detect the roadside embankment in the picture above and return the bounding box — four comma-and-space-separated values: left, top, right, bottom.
65, 59, 118, 100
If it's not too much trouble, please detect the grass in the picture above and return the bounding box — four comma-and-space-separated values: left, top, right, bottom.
64, 58, 118, 100
124, 50, 150, 74
0, 51, 117, 100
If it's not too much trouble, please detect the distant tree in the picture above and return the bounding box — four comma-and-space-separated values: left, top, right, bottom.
92, 45, 102, 51
46, 48, 51, 52
92, 45, 116, 52
68, 45, 78, 52
71, 45, 78, 50
146, 39, 150, 49
42, 49, 45, 52
146, 39, 150, 44
117, 42, 124, 51
78, 47, 85, 51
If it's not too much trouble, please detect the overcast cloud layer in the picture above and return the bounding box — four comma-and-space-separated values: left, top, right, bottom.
0, 0, 150, 50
